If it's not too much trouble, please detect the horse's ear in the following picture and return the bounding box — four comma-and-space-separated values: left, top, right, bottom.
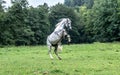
67, 18, 68, 23
66, 18, 71, 22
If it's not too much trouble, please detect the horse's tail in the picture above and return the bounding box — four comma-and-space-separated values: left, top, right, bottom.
46, 36, 51, 46
57, 45, 62, 52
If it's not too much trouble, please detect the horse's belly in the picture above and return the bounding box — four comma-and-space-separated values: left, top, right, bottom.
49, 35, 61, 44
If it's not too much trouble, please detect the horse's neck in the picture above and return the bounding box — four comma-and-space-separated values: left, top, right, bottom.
54, 23, 64, 32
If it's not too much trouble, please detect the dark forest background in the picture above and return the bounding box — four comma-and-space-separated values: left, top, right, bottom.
0, 0, 120, 46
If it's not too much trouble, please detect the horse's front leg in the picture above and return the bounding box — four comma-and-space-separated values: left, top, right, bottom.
48, 46, 53, 59
54, 45, 62, 60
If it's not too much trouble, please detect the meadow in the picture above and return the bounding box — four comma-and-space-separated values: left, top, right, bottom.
0, 42, 120, 75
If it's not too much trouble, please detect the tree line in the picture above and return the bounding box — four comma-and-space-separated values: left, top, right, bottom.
0, 0, 120, 46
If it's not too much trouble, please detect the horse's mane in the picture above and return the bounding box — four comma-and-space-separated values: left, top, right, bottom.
55, 23, 60, 28
55, 18, 71, 28
55, 18, 66, 28
55, 19, 63, 27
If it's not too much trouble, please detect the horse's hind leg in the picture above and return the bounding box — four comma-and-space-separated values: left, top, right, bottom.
48, 46, 53, 59
54, 45, 62, 60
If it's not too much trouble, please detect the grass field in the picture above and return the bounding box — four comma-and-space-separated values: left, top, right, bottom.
0, 42, 120, 75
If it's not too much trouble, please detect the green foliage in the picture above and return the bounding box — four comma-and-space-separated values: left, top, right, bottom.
0, 0, 5, 12
84, 0, 120, 42
0, 1, 50, 45
5, 0, 32, 45
74, 0, 120, 43
64, 0, 94, 8
26, 3, 50, 45
76, 6, 94, 43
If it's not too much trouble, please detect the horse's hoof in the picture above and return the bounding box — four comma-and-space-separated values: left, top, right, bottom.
59, 59, 62, 60
58, 57, 62, 60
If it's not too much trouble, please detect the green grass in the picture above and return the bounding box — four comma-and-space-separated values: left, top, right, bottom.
0, 42, 120, 75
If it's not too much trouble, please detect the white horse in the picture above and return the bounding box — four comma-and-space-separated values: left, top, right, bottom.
46, 18, 72, 60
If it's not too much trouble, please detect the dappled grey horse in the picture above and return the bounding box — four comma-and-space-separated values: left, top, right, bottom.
46, 18, 72, 60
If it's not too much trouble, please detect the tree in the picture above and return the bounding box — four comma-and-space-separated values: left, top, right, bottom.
5, 0, 34, 45
64, 0, 94, 8
0, 0, 8, 45
84, 0, 120, 42
26, 3, 50, 45
0, 0, 5, 12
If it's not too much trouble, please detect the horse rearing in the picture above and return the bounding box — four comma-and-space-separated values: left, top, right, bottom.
46, 18, 72, 60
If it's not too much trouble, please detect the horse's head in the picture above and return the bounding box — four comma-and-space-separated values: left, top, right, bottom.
63, 18, 72, 31
55, 18, 72, 32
